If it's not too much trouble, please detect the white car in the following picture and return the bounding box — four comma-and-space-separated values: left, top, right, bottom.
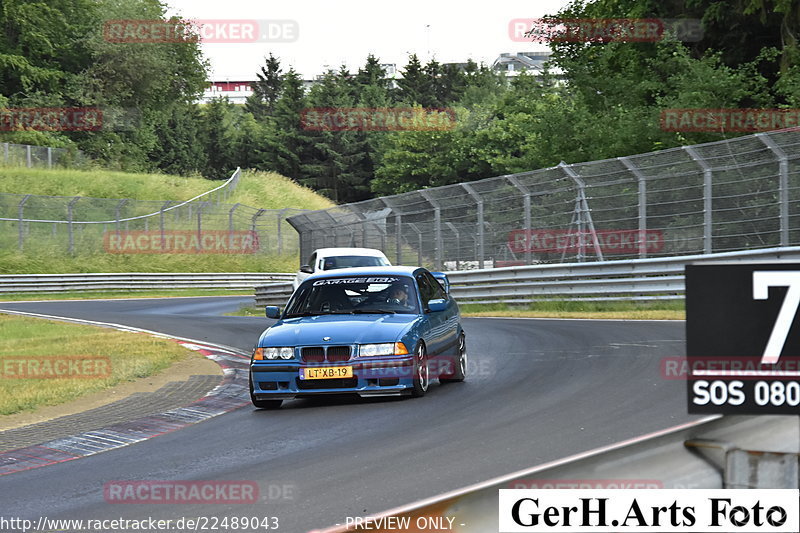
293, 248, 391, 289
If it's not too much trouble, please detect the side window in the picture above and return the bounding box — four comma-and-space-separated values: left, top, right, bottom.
308, 253, 317, 272
425, 272, 447, 300
416, 274, 436, 304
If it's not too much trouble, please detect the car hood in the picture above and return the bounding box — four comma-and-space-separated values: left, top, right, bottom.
261, 313, 419, 346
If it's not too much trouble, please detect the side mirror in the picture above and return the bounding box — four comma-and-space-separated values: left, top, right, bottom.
265, 306, 281, 319
427, 299, 448, 313
300, 265, 313, 274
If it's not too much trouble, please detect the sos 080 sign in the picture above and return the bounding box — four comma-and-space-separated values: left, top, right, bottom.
686, 264, 800, 414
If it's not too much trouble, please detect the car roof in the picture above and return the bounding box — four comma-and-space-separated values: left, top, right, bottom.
305, 265, 421, 280
313, 248, 388, 258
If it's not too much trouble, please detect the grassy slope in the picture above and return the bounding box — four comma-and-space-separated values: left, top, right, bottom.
0, 167, 334, 209
0, 168, 333, 274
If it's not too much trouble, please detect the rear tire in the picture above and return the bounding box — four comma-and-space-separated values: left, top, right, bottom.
249, 374, 283, 409
411, 343, 430, 397
440, 333, 466, 383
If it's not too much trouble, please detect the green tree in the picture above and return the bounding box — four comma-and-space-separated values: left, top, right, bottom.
397, 54, 433, 106
201, 98, 236, 178
246, 53, 283, 119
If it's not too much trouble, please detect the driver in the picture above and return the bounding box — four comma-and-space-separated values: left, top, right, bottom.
388, 283, 410, 307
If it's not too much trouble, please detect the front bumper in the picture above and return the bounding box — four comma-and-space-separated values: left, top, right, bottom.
250, 356, 417, 400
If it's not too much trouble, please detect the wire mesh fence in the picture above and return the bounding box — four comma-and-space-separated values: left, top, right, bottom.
287, 129, 800, 270
1, 142, 90, 169
0, 168, 305, 257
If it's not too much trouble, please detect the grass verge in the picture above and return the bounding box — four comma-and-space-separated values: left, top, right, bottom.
225, 305, 264, 317
0, 288, 253, 302
460, 300, 685, 320
0, 314, 191, 415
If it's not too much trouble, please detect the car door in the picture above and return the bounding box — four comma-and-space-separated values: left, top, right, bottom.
423, 271, 459, 356
415, 272, 446, 356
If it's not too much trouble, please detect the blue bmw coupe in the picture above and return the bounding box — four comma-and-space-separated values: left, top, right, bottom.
249, 266, 465, 409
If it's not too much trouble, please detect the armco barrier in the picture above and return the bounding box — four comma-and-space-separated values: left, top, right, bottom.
255, 282, 295, 307
309, 415, 800, 533
0, 272, 294, 293
447, 245, 800, 304
254, 246, 800, 307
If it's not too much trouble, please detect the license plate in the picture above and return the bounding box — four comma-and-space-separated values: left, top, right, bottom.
299, 366, 353, 380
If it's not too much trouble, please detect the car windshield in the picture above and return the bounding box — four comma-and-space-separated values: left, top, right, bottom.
321, 255, 390, 270
284, 275, 419, 316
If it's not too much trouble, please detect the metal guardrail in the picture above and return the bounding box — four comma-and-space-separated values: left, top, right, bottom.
253, 246, 800, 307
0, 272, 294, 293
255, 282, 295, 307
447, 245, 800, 304
309, 415, 800, 533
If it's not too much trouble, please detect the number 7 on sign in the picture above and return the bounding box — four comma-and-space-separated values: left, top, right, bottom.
753, 271, 800, 364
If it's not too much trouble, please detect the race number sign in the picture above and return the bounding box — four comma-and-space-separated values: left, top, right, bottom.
686, 263, 800, 414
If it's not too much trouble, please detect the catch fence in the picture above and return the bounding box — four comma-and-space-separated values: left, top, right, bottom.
288, 130, 800, 270
0, 168, 305, 257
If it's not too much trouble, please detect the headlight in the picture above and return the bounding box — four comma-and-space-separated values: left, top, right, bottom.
255, 347, 294, 360
359, 342, 408, 357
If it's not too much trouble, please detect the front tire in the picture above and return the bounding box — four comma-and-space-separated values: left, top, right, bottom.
440, 333, 466, 383
411, 343, 430, 397
249, 373, 283, 409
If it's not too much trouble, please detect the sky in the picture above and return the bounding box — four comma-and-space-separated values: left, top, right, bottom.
162, 0, 571, 80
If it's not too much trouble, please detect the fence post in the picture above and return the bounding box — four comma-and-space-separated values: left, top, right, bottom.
277, 208, 288, 254
445, 222, 460, 270
419, 190, 443, 270
17, 194, 31, 251
560, 162, 604, 262
47, 147, 52, 169
251, 208, 266, 250
507, 175, 532, 265
197, 201, 205, 243
115, 199, 128, 236
685, 146, 713, 254
757, 133, 790, 247
379, 197, 403, 265
228, 203, 240, 240
67, 197, 80, 255
3, 143, 8, 164
160, 200, 171, 242
461, 184, 485, 268
409, 223, 423, 266
620, 157, 648, 258
395, 214, 403, 265
26, 145, 32, 168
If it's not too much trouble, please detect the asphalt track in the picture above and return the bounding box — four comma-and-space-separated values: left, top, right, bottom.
0, 297, 699, 532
